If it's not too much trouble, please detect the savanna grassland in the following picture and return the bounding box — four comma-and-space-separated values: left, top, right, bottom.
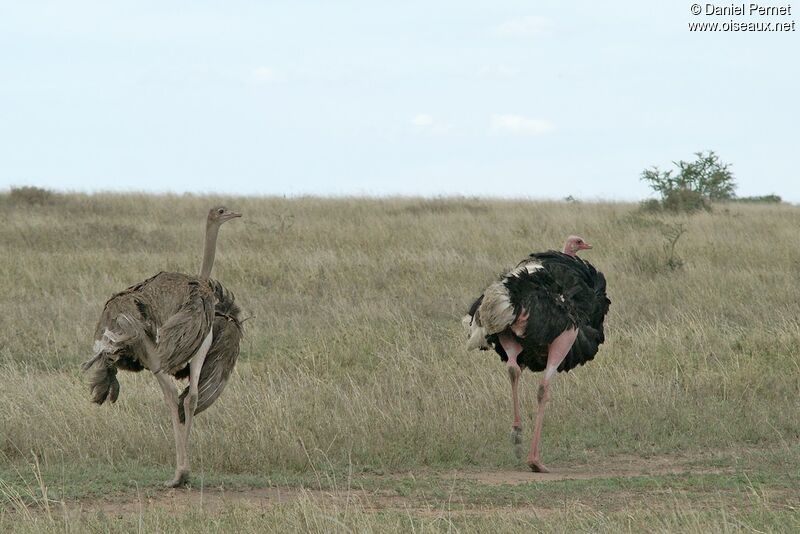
1, 192, 799, 532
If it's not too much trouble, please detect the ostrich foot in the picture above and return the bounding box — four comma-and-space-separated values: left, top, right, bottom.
164, 470, 190, 488
510, 427, 524, 460
527, 458, 550, 473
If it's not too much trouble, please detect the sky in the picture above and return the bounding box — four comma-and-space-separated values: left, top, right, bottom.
1, 1, 798, 201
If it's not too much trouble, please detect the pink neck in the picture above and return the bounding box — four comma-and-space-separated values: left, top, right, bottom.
563, 244, 576, 257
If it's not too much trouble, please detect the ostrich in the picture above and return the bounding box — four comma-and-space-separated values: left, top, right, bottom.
463, 236, 610, 472
81, 206, 243, 487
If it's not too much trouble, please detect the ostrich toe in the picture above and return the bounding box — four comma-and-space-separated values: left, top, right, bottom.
527, 459, 550, 473
164, 470, 190, 488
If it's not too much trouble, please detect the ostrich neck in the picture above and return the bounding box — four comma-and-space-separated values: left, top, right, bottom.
199, 223, 220, 279
563, 245, 576, 257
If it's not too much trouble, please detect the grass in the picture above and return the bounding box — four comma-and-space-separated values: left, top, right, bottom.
2, 446, 799, 532
0, 192, 799, 530
2, 459, 798, 532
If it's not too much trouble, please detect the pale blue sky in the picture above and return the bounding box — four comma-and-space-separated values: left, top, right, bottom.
1, 1, 797, 200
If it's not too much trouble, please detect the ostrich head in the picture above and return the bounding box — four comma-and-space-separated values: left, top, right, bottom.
563, 235, 592, 257
207, 206, 242, 227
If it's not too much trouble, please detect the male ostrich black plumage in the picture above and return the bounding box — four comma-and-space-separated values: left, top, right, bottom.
464, 236, 610, 472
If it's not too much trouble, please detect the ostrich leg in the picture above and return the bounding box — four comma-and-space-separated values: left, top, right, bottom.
498, 332, 524, 459
527, 327, 578, 473
174, 328, 213, 487
127, 322, 191, 488
154, 372, 187, 487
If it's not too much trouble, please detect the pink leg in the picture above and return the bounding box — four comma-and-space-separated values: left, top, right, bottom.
527, 327, 578, 473
499, 333, 525, 458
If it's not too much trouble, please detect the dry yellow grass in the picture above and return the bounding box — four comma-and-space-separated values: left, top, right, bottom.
0, 192, 798, 530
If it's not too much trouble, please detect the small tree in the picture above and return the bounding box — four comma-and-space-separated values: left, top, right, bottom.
641, 151, 735, 212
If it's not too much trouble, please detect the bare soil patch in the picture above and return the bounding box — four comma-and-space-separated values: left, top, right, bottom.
73, 486, 470, 519
452, 452, 735, 485
60, 450, 744, 518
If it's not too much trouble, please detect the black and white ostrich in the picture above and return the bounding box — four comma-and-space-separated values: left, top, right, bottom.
463, 236, 610, 472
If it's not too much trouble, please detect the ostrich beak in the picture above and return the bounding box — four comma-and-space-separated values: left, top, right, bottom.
581, 242, 593, 250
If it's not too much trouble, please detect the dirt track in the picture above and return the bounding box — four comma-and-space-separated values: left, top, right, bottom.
66, 451, 741, 517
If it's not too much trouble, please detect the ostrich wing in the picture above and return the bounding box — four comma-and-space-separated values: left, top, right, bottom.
154, 279, 215, 375
526, 251, 609, 325
178, 313, 242, 422
526, 251, 611, 372
178, 279, 243, 422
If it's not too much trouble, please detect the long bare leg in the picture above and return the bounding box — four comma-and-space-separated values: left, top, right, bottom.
173, 328, 213, 487
527, 327, 578, 473
498, 332, 524, 458
154, 371, 188, 487
130, 330, 189, 487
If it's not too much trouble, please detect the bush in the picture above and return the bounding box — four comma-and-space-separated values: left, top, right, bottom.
625, 220, 687, 274
639, 199, 663, 213
641, 151, 734, 212
731, 194, 782, 204
8, 186, 55, 206
661, 188, 709, 213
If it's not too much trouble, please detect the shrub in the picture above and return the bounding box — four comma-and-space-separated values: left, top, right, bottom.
639, 199, 663, 213
661, 189, 709, 213
8, 186, 55, 206
626, 220, 687, 274
731, 194, 782, 204
641, 151, 735, 212
662, 222, 686, 270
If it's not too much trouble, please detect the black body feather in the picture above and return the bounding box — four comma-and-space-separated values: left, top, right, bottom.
468, 251, 610, 373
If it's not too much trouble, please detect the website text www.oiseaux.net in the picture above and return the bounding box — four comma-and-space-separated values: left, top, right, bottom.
688, 3, 796, 31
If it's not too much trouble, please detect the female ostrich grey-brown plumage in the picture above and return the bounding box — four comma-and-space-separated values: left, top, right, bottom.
82, 206, 242, 488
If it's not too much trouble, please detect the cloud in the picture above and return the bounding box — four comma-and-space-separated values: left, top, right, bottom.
412, 114, 451, 135
490, 114, 553, 135
493, 16, 553, 37
251, 66, 286, 84
412, 114, 434, 126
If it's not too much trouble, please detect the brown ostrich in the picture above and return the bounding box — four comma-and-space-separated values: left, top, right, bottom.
82, 206, 243, 487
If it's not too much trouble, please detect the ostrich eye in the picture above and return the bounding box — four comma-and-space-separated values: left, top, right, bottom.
217, 208, 224, 214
